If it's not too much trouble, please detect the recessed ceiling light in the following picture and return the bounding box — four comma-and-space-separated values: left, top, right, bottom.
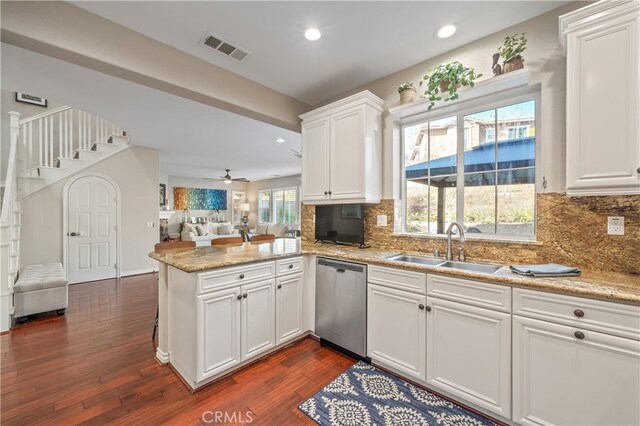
435, 24, 457, 39
304, 28, 321, 41
276, 138, 285, 143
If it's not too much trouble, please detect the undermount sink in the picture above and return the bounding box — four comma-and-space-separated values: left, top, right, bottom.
386, 253, 502, 274
386, 254, 444, 266
438, 260, 501, 274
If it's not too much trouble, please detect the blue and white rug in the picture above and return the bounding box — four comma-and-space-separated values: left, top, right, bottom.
299, 361, 497, 426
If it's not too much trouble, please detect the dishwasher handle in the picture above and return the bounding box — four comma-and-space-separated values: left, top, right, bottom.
336, 268, 346, 273
317, 258, 365, 273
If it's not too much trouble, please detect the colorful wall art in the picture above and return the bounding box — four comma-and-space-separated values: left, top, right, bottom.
173, 187, 227, 210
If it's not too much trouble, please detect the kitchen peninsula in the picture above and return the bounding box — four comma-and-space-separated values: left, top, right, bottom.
149, 239, 308, 390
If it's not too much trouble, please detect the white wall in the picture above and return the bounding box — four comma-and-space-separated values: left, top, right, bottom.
312, 2, 585, 197
246, 175, 302, 227
165, 175, 249, 235
20, 145, 159, 275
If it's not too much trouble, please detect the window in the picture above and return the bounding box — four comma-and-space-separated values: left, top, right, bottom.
257, 187, 300, 224
258, 190, 271, 223
272, 187, 299, 223
401, 95, 537, 239
231, 191, 245, 224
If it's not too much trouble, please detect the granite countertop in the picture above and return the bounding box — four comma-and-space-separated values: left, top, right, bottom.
149, 238, 302, 272
149, 239, 640, 305
302, 243, 640, 305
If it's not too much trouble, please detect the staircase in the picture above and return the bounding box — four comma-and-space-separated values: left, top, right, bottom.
0, 107, 129, 331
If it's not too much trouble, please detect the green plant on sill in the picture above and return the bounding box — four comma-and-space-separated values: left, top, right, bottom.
420, 61, 482, 110
398, 82, 416, 93
497, 33, 527, 65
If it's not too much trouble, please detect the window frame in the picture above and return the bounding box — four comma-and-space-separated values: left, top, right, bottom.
271, 186, 300, 224
231, 191, 246, 224
257, 189, 272, 224
398, 86, 541, 242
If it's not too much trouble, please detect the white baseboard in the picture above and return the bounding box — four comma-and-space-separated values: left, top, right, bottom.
155, 348, 170, 364
121, 268, 158, 278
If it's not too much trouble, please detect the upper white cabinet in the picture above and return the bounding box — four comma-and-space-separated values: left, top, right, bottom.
561, 1, 640, 196
300, 91, 384, 204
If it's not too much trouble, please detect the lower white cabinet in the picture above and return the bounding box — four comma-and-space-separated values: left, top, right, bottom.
241, 280, 276, 360
513, 315, 640, 426
367, 283, 426, 381
276, 273, 304, 345
197, 279, 275, 381
197, 286, 242, 381
426, 297, 511, 418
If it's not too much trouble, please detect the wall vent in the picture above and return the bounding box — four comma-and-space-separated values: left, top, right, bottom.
200, 32, 250, 62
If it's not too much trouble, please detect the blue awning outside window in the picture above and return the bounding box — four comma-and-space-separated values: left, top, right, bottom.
405, 137, 535, 186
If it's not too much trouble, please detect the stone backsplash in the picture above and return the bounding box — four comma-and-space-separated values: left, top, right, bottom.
301, 193, 640, 275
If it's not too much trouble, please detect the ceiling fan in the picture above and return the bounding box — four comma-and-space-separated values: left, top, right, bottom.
204, 169, 250, 184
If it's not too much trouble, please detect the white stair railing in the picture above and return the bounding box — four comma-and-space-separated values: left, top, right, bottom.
17, 106, 125, 176
0, 111, 21, 332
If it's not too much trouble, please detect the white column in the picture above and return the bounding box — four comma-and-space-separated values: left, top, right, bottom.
156, 263, 170, 364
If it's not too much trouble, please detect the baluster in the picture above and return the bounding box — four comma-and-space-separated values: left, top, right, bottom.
28, 121, 33, 171
49, 114, 54, 167
88, 113, 92, 147
38, 119, 43, 167
58, 113, 62, 165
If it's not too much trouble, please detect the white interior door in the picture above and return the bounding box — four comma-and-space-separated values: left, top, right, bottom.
67, 176, 118, 283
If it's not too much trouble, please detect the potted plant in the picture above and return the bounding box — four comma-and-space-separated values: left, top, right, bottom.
420, 61, 482, 110
397, 82, 417, 104
497, 33, 527, 73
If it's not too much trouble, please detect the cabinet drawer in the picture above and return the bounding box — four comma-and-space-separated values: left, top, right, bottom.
427, 274, 511, 313
276, 257, 303, 276
198, 262, 276, 294
513, 288, 640, 340
368, 265, 426, 294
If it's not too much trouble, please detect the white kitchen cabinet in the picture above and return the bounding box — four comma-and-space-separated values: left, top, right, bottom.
197, 286, 242, 381
367, 283, 426, 381
561, 1, 640, 196
513, 315, 640, 426
300, 91, 384, 204
276, 273, 304, 345
241, 280, 276, 360
426, 297, 511, 419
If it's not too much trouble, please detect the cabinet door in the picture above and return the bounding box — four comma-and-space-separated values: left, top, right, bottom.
276, 273, 304, 345
367, 284, 426, 381
426, 297, 511, 418
241, 279, 275, 360
329, 107, 366, 200
513, 315, 640, 426
566, 9, 640, 195
301, 119, 330, 202
197, 287, 241, 381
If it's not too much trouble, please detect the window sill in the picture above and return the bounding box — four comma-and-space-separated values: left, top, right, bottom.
391, 232, 542, 246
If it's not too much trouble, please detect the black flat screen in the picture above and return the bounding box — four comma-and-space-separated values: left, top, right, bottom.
315, 204, 365, 245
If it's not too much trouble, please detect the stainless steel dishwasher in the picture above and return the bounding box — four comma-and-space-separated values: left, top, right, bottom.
315, 257, 367, 358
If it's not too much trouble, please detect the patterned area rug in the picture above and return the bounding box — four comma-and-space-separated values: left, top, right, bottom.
299, 361, 497, 426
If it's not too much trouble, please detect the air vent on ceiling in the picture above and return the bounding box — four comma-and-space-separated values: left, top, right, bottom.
200, 32, 250, 62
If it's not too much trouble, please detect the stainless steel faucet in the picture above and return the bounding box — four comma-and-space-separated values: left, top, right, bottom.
446, 222, 466, 261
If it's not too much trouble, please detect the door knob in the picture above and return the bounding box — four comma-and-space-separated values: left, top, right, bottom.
277, 284, 283, 289
324, 191, 328, 195
425, 305, 432, 312
328, 191, 332, 195
69, 232, 80, 237
236, 294, 242, 300
418, 304, 425, 310
288, 264, 294, 269
242, 293, 248, 298
573, 309, 585, 318
574, 331, 585, 340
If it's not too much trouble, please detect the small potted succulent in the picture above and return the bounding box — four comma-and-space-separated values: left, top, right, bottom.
497, 33, 527, 73
397, 82, 417, 104
420, 61, 482, 110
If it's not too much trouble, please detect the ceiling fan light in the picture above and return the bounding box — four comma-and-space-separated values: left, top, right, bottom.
224, 179, 232, 184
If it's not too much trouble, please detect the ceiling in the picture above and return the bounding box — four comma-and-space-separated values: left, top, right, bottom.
1, 43, 301, 182
72, 1, 567, 105
3, 1, 568, 181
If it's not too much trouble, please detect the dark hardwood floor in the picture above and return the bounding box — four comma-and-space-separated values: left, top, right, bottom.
0, 273, 354, 425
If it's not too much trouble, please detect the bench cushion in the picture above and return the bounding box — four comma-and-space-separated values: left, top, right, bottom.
15, 263, 68, 294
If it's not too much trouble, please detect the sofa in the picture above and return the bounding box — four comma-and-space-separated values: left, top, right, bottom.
181, 222, 241, 247
250, 222, 301, 239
